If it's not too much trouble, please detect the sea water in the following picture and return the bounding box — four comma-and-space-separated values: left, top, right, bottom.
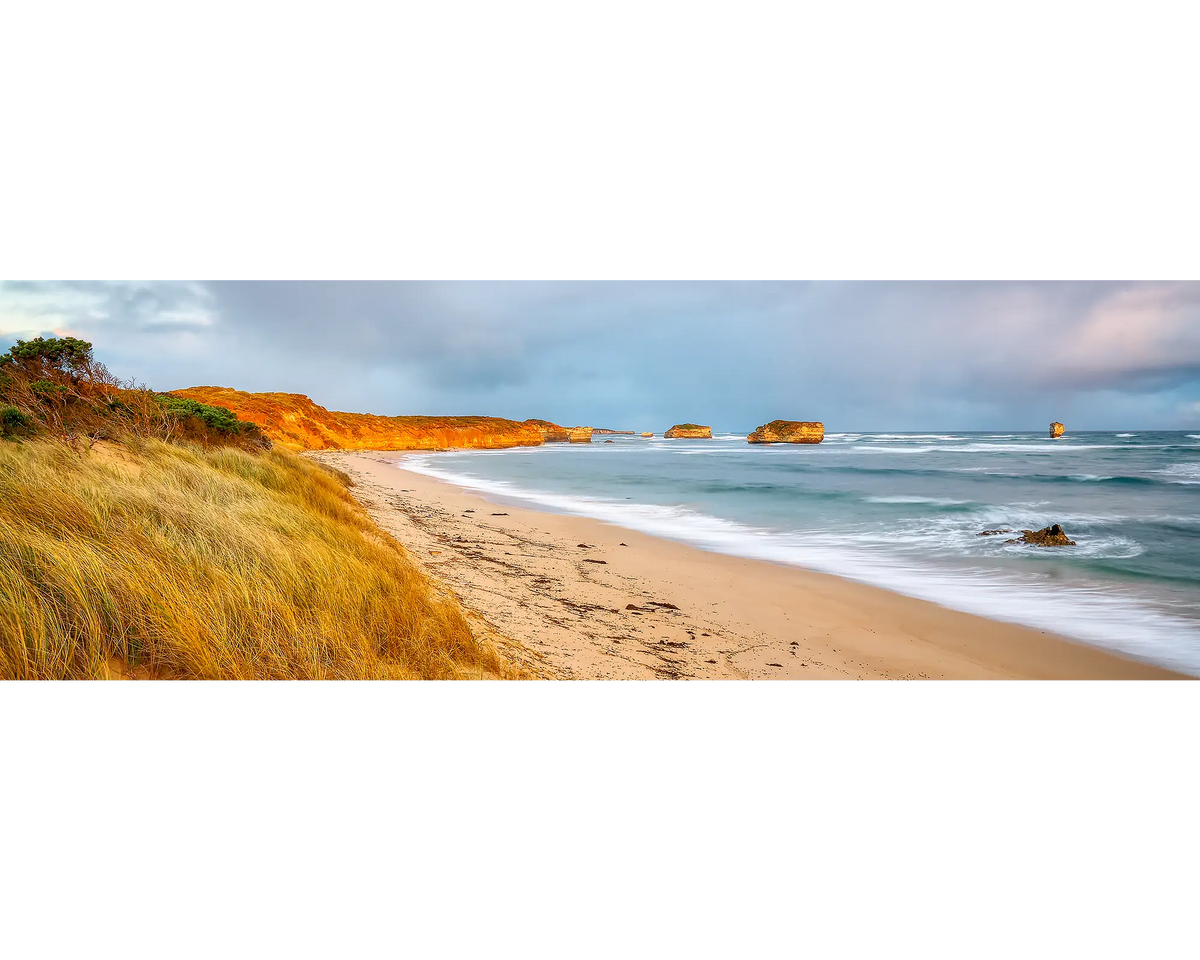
399, 432, 1200, 674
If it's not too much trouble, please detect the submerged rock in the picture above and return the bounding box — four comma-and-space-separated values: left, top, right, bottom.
664, 423, 712, 439
978, 528, 1013, 536
748, 420, 824, 444
568, 426, 593, 443
1050, 421, 1065, 438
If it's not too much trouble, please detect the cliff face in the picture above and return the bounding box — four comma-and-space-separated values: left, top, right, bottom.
1050, 422, 1065, 438
568, 426, 594, 443
664, 423, 712, 439
525, 418, 571, 442
593, 429, 635, 435
748, 420, 824, 444
171, 387, 546, 452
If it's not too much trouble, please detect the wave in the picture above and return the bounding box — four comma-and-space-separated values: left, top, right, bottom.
1158, 463, 1200, 484
397, 456, 1200, 673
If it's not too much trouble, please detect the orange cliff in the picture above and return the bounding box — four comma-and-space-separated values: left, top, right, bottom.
171, 387, 550, 452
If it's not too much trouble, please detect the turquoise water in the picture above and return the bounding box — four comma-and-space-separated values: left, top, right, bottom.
399, 432, 1200, 673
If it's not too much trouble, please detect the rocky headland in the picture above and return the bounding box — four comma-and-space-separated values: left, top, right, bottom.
525, 418, 571, 442
171, 387, 548, 452
664, 423, 712, 439
748, 420, 824, 444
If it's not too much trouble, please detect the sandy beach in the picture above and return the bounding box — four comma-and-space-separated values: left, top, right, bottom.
314, 451, 1183, 680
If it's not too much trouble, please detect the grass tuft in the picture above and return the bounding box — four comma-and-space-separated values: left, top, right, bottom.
0, 440, 510, 679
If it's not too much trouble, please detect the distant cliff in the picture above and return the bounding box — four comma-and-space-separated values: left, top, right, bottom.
664, 423, 712, 439
593, 428, 635, 435
525, 418, 571, 442
748, 420, 824, 444
171, 387, 546, 452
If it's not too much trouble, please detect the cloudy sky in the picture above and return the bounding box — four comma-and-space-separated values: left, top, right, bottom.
1, 281, 1198, 431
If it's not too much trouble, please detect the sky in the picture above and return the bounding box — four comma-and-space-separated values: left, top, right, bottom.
1, 281, 1198, 432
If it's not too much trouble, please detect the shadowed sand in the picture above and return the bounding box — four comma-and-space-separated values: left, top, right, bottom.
314, 451, 1184, 680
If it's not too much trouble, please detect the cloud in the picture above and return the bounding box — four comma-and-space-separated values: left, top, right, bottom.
2, 281, 1198, 429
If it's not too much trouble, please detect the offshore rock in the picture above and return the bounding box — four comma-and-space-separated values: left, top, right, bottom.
664, 423, 712, 439
568, 426, 593, 443
640, 432, 653, 438
748, 420, 824, 444
1050, 422, 1065, 438
1005, 524, 1076, 546
593, 428, 635, 435
525, 418, 571, 442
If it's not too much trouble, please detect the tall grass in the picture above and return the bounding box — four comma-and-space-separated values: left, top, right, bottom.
0, 440, 509, 679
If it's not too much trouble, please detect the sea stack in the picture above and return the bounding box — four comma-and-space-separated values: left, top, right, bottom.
525, 418, 571, 442
1050, 422, 1065, 439
748, 420, 824, 444
568, 426, 593, 443
664, 423, 712, 439
640, 432, 653, 438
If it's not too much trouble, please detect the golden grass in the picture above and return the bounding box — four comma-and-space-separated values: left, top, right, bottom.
0, 440, 512, 679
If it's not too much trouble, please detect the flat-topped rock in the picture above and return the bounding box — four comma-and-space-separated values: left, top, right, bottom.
748, 420, 824, 444
525, 418, 571, 442
1050, 421, 1065, 438
640, 432, 653, 438
664, 423, 712, 439
568, 426, 593, 443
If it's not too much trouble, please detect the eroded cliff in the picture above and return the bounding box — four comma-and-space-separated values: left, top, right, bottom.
748, 420, 824, 444
171, 387, 546, 452
525, 419, 571, 442
664, 423, 712, 439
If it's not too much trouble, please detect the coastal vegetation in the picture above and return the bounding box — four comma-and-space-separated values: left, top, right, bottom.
0, 337, 511, 680
0, 336, 268, 450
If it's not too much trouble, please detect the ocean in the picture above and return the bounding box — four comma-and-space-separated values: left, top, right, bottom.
399, 431, 1200, 674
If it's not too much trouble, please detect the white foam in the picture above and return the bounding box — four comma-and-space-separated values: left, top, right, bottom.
866, 496, 972, 505
1158, 463, 1200, 484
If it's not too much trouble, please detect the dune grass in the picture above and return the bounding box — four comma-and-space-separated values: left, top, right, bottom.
0, 440, 511, 679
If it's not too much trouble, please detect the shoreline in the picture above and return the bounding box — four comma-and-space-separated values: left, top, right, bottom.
315, 451, 1184, 680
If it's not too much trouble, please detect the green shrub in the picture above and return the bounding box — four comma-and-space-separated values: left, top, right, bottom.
0, 406, 36, 440
160, 396, 245, 434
